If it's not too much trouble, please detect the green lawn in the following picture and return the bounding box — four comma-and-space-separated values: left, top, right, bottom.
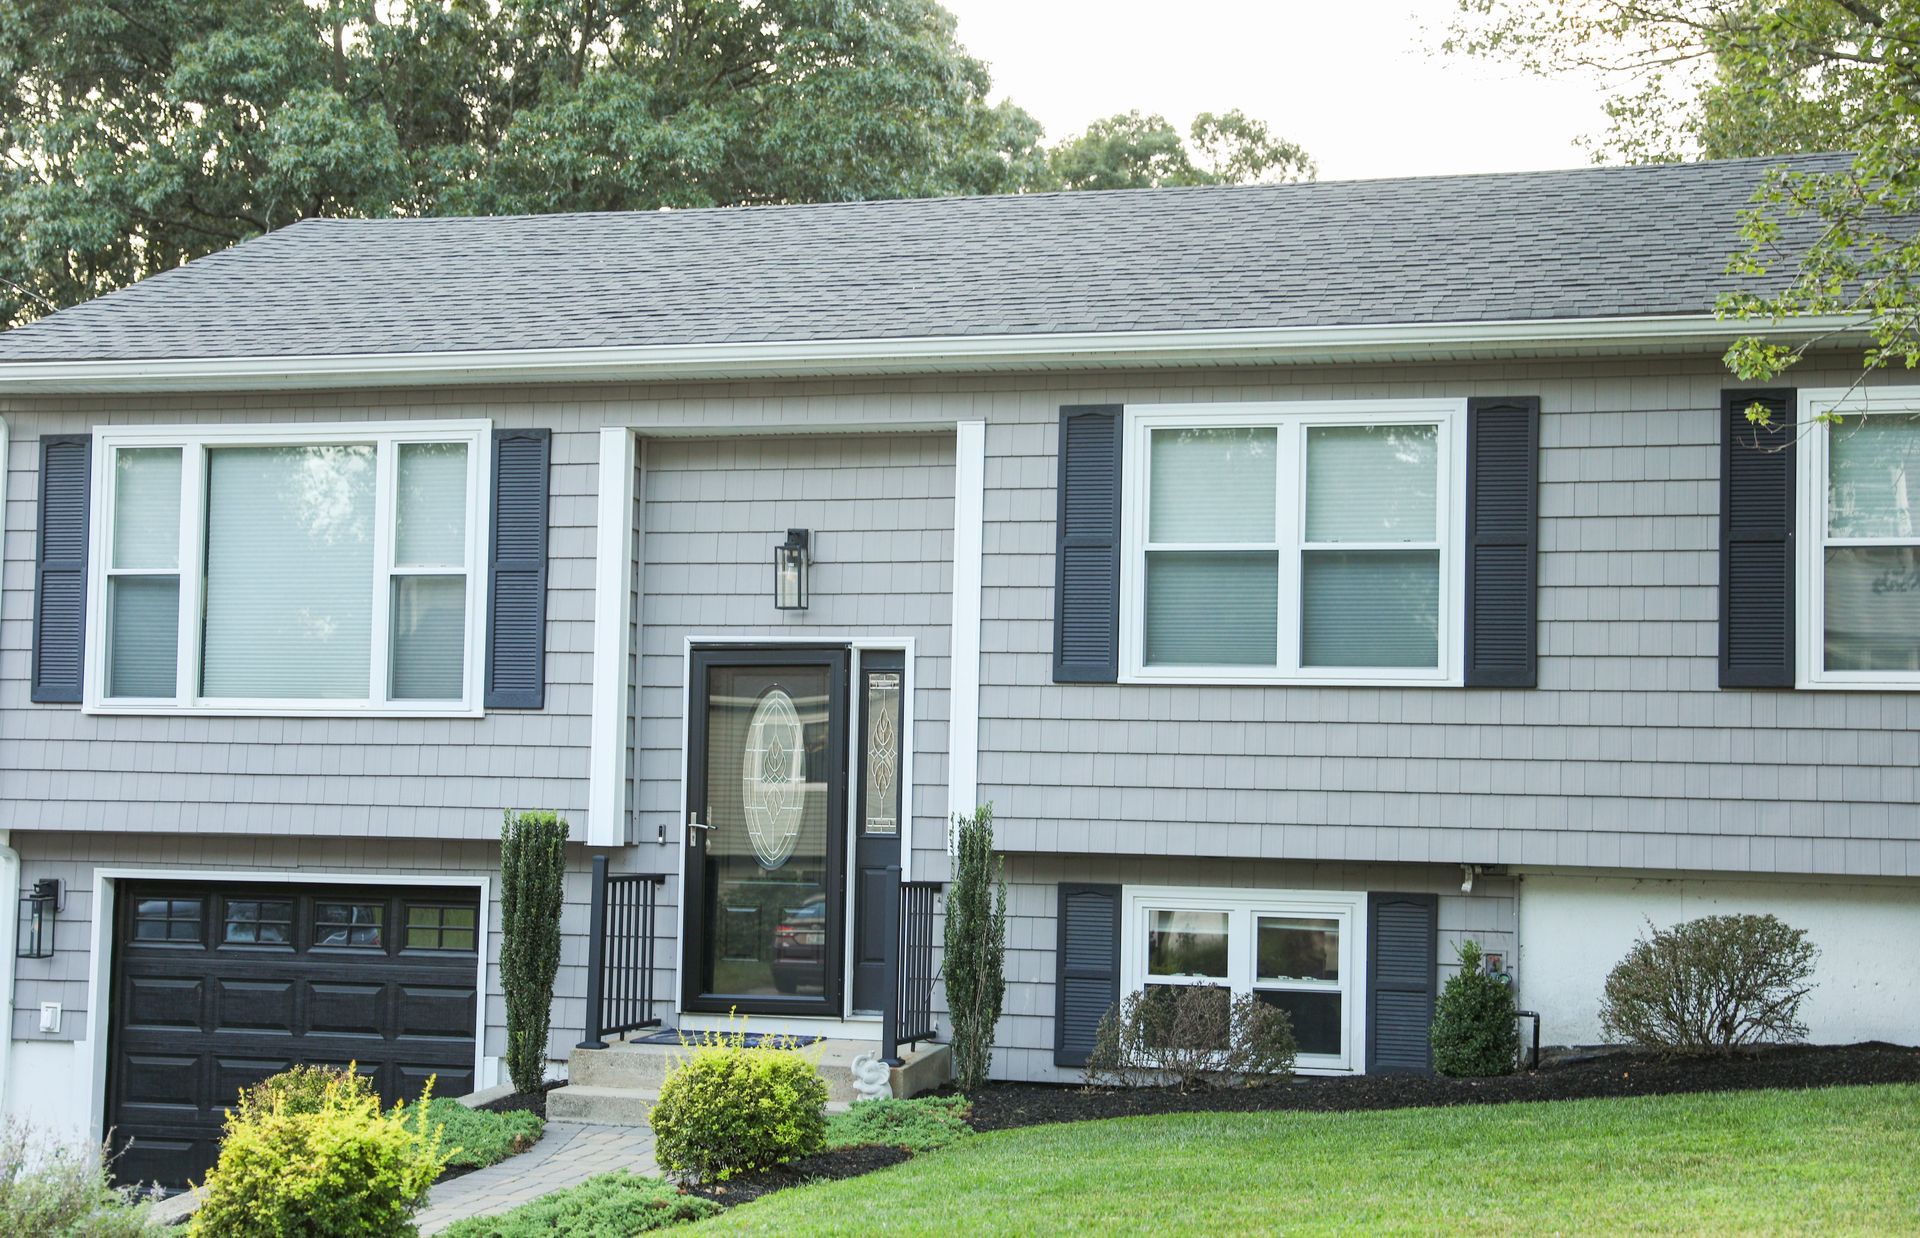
697, 1085, 1920, 1235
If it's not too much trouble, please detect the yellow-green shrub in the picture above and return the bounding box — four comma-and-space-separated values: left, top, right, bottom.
190, 1069, 446, 1237
648, 1033, 827, 1182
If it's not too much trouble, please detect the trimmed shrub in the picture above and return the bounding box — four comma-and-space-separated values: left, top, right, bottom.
0, 1121, 158, 1237
824, 1095, 972, 1152
242, 1062, 378, 1116
944, 803, 1007, 1092
1600, 913, 1819, 1053
190, 1070, 446, 1237
438, 1171, 716, 1237
1430, 940, 1520, 1077
420, 1099, 544, 1170
1086, 984, 1297, 1090
648, 1033, 828, 1182
501, 809, 569, 1095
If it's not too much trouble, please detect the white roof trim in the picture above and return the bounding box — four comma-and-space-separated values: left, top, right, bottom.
0, 313, 1864, 393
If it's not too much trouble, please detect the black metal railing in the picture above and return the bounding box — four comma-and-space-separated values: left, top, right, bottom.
577, 856, 668, 1050
883, 878, 942, 1062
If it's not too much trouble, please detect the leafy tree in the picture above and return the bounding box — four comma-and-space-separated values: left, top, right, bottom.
1043, 109, 1315, 190
1444, 1, 1920, 412
0, 0, 1048, 325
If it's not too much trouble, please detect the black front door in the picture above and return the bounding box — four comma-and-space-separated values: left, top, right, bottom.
683, 647, 849, 1015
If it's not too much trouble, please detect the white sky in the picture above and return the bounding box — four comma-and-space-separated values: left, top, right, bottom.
942, 0, 1614, 181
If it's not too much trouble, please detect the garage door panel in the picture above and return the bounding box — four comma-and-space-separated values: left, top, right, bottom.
118, 1053, 202, 1107
307, 982, 389, 1035
124, 977, 204, 1030
109, 881, 480, 1190
398, 1061, 475, 1100
216, 979, 296, 1032
396, 984, 477, 1039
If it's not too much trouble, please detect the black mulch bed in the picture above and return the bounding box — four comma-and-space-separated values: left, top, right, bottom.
682, 1145, 913, 1207
962, 1042, 1920, 1132
474, 1077, 565, 1120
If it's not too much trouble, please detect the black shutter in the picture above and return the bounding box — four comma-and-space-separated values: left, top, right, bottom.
1720, 389, 1796, 688
485, 427, 551, 709
1053, 406, 1123, 683
1054, 883, 1121, 1068
1465, 397, 1539, 687
1366, 891, 1438, 1074
31, 435, 90, 704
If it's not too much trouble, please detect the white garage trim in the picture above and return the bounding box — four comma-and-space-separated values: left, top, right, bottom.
81, 869, 492, 1146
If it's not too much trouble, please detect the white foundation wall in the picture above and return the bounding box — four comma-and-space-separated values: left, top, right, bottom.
6, 1040, 91, 1147
1517, 872, 1920, 1047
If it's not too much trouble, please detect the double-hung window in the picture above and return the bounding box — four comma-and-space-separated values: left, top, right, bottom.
1799, 388, 1920, 688
1122, 886, 1364, 1072
1122, 400, 1466, 683
87, 421, 490, 715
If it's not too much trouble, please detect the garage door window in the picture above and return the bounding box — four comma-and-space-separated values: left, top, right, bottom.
406, 904, 477, 951
315, 901, 384, 948
223, 899, 294, 946
134, 897, 202, 942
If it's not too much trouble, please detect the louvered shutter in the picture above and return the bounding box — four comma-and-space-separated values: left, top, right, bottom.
1465, 397, 1539, 687
1720, 389, 1796, 687
1054, 883, 1121, 1067
485, 428, 551, 709
1366, 891, 1438, 1074
1053, 406, 1123, 683
32, 435, 91, 703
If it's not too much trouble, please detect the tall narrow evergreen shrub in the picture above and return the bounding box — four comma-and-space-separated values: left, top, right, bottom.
944, 804, 1006, 1092
501, 809, 569, 1094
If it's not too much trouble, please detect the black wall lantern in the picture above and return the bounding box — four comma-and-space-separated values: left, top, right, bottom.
775, 528, 812, 610
19, 878, 59, 959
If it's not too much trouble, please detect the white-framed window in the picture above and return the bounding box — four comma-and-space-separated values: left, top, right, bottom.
86, 420, 491, 716
1120, 885, 1366, 1073
1120, 399, 1467, 685
1798, 387, 1920, 689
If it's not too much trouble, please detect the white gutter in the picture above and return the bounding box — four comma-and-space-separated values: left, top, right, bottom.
0, 314, 1865, 394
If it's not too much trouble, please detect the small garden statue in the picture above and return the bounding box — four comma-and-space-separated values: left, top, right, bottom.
849, 1052, 893, 1103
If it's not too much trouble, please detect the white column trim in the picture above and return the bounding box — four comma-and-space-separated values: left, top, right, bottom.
588, 428, 639, 847
947, 420, 986, 846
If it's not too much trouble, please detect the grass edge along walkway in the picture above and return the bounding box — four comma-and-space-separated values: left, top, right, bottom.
695, 1083, 1920, 1235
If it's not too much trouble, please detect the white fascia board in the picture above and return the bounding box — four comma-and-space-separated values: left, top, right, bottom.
0, 314, 1866, 394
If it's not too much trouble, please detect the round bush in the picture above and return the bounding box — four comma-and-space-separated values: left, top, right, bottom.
1599, 913, 1818, 1053
648, 1043, 828, 1182
240, 1063, 377, 1117
1430, 940, 1520, 1077
190, 1071, 445, 1237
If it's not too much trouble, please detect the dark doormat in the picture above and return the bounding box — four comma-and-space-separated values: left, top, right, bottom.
625, 1029, 825, 1049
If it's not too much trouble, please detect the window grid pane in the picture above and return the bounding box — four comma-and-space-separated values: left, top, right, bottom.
112, 448, 182, 570
1823, 546, 1920, 671
1146, 909, 1230, 979
395, 442, 469, 567
390, 574, 467, 700
202, 445, 375, 699
1144, 551, 1278, 666
108, 576, 180, 698
1300, 550, 1440, 668
314, 901, 384, 948
1827, 413, 1920, 539
1304, 424, 1438, 543
1148, 427, 1276, 544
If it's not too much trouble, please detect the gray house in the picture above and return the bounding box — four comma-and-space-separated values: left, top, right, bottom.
1, 153, 1915, 1188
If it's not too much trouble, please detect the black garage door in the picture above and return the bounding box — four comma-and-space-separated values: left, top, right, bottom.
107, 881, 481, 1189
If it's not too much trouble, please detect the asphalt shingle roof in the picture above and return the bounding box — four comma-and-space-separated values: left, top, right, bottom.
0, 154, 1847, 363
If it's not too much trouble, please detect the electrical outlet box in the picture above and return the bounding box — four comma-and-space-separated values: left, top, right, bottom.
37, 1002, 60, 1034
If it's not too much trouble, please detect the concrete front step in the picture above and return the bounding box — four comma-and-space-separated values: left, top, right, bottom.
551, 1038, 953, 1127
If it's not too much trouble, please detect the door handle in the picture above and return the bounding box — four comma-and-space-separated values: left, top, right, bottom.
686, 812, 711, 845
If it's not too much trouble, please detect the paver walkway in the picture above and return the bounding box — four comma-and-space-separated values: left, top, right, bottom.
415, 1120, 659, 1234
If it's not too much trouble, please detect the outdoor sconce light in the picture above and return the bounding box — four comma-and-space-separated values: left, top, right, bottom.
775, 528, 812, 610
19, 879, 59, 959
